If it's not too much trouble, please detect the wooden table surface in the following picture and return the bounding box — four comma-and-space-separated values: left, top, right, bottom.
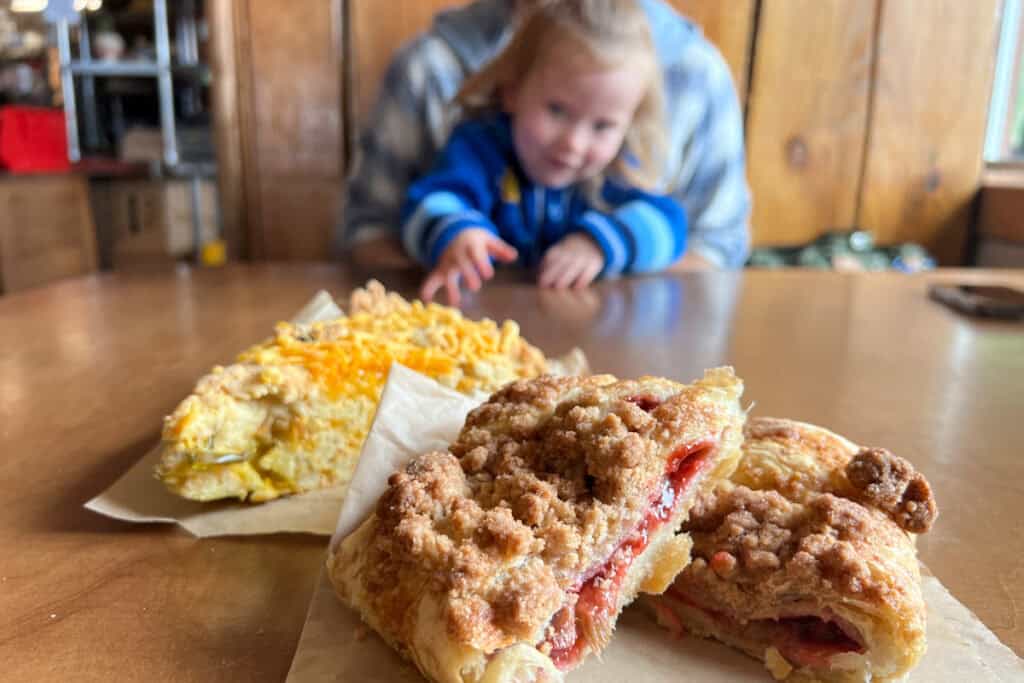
1, 264, 1022, 680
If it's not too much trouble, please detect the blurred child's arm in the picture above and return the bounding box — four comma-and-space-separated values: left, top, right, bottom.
402, 122, 520, 304
572, 184, 688, 277
401, 123, 504, 268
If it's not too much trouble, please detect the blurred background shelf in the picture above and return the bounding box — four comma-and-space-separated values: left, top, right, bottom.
54, 0, 207, 167
46, 0, 220, 270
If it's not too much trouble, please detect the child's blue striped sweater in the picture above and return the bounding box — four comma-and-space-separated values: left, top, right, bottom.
401, 115, 687, 277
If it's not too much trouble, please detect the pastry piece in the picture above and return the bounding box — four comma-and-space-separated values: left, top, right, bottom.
329, 368, 745, 683
649, 417, 938, 682
155, 281, 547, 503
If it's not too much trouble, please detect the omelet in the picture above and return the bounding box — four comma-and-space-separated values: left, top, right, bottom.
155, 281, 548, 503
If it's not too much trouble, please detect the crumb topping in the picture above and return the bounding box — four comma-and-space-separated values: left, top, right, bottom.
743, 417, 801, 442
845, 448, 938, 533
679, 485, 901, 614
734, 418, 938, 533
672, 417, 934, 624
348, 370, 743, 653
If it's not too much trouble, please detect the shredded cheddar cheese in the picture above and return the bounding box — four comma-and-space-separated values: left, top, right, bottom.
239, 301, 534, 401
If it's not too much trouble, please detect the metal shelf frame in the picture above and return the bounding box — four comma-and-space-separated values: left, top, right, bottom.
53, 0, 203, 167
51, 0, 218, 261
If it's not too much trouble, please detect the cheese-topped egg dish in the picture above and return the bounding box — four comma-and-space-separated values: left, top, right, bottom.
155, 281, 547, 503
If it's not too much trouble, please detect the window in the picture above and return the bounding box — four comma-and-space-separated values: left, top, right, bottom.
987, 0, 1024, 163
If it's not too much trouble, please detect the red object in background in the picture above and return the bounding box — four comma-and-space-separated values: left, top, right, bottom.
0, 106, 70, 173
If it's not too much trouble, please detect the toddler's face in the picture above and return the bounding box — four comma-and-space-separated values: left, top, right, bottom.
504, 53, 646, 188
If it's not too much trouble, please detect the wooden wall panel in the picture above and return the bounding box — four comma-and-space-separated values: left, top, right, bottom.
978, 167, 1024, 244
257, 180, 340, 260
745, 0, 876, 247
350, 0, 467, 125
0, 176, 97, 294
858, 0, 1001, 265
237, 0, 344, 259
208, 0, 246, 259
669, 0, 756, 100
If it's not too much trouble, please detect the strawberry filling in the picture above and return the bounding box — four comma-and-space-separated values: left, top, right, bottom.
664, 589, 865, 669
625, 394, 662, 412
773, 616, 864, 668
541, 440, 713, 670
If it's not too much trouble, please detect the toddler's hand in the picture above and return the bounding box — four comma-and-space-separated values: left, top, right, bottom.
420, 228, 518, 306
538, 233, 604, 289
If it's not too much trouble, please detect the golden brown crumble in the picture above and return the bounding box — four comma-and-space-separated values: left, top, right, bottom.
735, 418, 938, 533
673, 417, 936, 622
678, 485, 904, 615
743, 417, 801, 442
348, 369, 744, 654
845, 447, 938, 533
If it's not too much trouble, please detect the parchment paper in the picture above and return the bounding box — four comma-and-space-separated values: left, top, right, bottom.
287, 571, 1024, 682
287, 365, 1024, 682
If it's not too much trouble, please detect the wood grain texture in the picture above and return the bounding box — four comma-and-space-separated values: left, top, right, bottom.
349, 0, 469, 126
0, 266, 1022, 680
858, 0, 1001, 265
668, 0, 756, 100
745, 0, 876, 247
228, 0, 261, 257
0, 175, 97, 294
257, 178, 340, 260
207, 0, 247, 259
979, 167, 1024, 243
235, 0, 345, 259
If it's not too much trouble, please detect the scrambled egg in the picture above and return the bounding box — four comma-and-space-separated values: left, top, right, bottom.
155, 282, 547, 503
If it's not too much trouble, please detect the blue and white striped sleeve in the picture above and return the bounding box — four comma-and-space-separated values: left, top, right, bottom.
574, 185, 688, 277
400, 124, 499, 267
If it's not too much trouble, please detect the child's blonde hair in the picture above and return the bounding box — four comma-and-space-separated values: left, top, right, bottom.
456, 0, 666, 192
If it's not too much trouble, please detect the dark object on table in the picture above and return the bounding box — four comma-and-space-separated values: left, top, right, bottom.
928, 283, 1024, 319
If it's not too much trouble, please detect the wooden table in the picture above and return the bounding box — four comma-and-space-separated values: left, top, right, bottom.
1, 264, 1022, 679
